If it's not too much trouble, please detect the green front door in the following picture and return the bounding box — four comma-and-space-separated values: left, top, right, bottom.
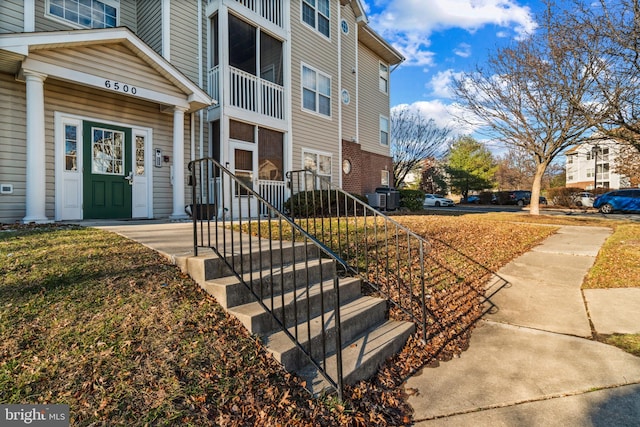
83, 121, 132, 219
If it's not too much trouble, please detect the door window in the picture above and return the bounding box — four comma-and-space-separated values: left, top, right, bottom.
135, 135, 145, 176
92, 128, 125, 175
234, 149, 254, 196
64, 124, 78, 171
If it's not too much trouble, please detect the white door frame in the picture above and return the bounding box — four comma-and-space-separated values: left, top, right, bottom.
54, 112, 154, 220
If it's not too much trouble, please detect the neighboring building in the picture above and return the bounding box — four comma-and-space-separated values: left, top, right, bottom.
0, 0, 403, 223
565, 138, 630, 190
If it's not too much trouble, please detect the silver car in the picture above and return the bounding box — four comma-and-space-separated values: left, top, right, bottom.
423, 194, 455, 207
573, 191, 594, 207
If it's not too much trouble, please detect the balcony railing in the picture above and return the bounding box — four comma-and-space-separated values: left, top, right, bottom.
231, 0, 283, 27
213, 66, 283, 120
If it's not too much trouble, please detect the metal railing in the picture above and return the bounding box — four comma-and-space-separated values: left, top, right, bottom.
286, 170, 432, 343
232, 0, 284, 28
188, 158, 346, 399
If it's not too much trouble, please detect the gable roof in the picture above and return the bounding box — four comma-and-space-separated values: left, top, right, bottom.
0, 27, 213, 111
341, 0, 405, 65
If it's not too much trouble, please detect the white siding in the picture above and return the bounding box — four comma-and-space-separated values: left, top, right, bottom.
339, 4, 357, 143
137, 0, 164, 55
29, 44, 187, 100
290, 0, 340, 181
0, 73, 27, 221
0, 0, 24, 33
357, 43, 391, 157
170, 0, 200, 84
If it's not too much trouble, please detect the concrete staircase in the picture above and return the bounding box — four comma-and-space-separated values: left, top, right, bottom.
186, 241, 415, 395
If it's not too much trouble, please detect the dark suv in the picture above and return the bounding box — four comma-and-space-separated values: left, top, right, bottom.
495, 190, 531, 206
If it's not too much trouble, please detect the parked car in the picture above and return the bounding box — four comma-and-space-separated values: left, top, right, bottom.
539, 196, 548, 205
423, 194, 455, 207
573, 191, 594, 207
495, 190, 531, 206
462, 195, 480, 204
593, 189, 640, 213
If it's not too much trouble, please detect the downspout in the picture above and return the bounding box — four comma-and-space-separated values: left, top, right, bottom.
338, 5, 343, 187
198, 0, 204, 159
162, 0, 171, 60
24, 0, 35, 32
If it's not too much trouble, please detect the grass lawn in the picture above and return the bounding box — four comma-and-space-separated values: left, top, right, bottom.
1, 213, 638, 425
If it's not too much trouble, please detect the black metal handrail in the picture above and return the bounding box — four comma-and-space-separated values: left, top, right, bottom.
286, 170, 431, 343
188, 158, 347, 399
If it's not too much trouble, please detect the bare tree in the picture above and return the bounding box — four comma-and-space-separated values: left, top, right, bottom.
614, 141, 640, 186
452, 4, 596, 214
391, 106, 452, 188
495, 147, 566, 191
566, 0, 640, 151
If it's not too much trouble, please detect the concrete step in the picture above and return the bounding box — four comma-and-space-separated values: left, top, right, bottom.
229, 277, 362, 335
199, 257, 337, 308
186, 241, 315, 284
297, 320, 415, 395
263, 296, 388, 372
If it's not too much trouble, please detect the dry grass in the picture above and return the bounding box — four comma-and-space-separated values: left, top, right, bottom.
583, 224, 640, 289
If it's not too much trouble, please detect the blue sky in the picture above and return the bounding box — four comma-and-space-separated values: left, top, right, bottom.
363, 0, 545, 139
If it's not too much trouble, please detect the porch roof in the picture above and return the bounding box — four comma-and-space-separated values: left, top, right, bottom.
0, 27, 214, 112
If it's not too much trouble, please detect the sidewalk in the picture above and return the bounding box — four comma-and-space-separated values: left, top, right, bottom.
405, 226, 640, 426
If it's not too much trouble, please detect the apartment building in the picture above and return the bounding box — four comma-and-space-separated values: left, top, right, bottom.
0, 0, 403, 223
565, 138, 629, 190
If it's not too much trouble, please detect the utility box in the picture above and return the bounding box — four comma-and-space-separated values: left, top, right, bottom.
366, 193, 387, 209
375, 187, 399, 210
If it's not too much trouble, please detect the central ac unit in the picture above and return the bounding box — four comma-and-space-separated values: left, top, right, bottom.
366, 193, 387, 209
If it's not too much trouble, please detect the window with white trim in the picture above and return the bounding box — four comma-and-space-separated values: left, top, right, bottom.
381, 170, 390, 186
302, 65, 331, 117
47, 0, 118, 29
302, 0, 330, 38
303, 149, 332, 189
379, 62, 389, 94
380, 115, 389, 146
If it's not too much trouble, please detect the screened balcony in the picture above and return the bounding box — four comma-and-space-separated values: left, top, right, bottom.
208, 12, 285, 120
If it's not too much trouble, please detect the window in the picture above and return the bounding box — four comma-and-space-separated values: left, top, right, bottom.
302, 65, 331, 117
303, 150, 332, 189
230, 120, 255, 143
381, 170, 390, 186
379, 63, 389, 94
302, 0, 330, 38
64, 124, 78, 171
48, 0, 118, 28
135, 135, 145, 176
341, 19, 349, 34
92, 127, 124, 175
380, 115, 389, 146
567, 156, 573, 164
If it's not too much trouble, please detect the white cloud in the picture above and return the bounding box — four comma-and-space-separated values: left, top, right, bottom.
366, 0, 537, 66
453, 43, 472, 58
427, 69, 462, 99
392, 100, 477, 136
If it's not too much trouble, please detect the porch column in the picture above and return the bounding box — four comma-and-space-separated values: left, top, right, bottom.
170, 106, 188, 219
22, 70, 50, 224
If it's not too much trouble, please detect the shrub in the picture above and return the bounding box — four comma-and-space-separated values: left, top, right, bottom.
399, 189, 425, 211
547, 187, 584, 206
284, 190, 368, 217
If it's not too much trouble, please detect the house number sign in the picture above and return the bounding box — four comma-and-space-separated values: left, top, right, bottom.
104, 80, 138, 95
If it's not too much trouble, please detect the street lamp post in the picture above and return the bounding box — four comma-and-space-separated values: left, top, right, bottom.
592, 144, 599, 190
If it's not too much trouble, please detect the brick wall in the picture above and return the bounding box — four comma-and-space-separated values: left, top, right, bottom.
342, 140, 393, 196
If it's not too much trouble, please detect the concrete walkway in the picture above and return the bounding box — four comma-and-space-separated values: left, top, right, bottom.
88, 221, 640, 426
405, 226, 640, 426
